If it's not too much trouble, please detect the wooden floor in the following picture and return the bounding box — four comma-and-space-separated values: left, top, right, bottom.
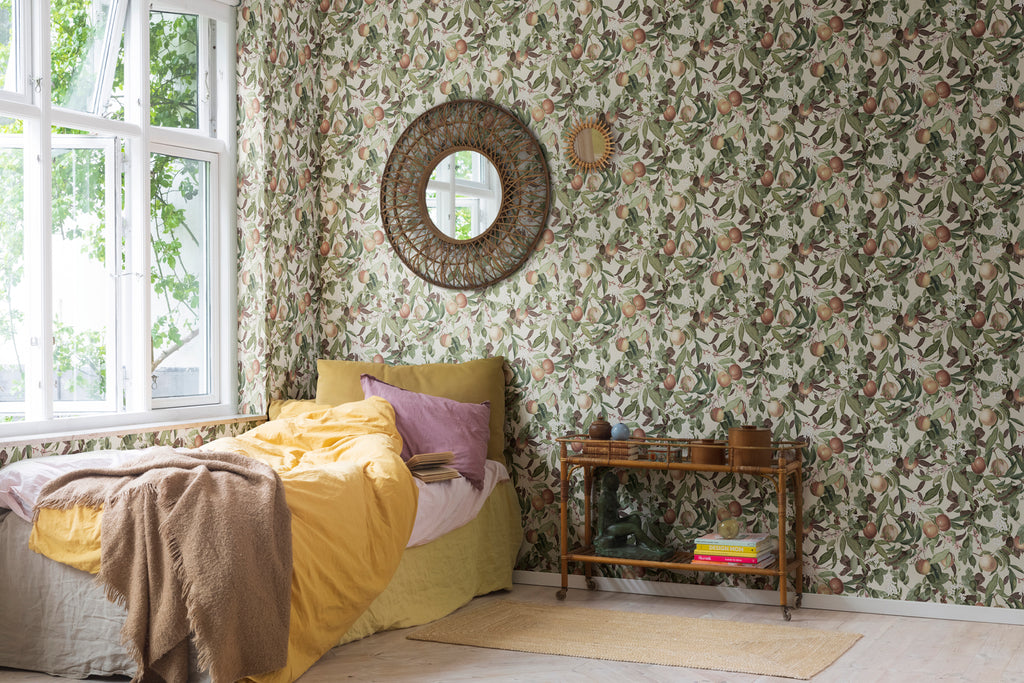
2, 584, 1023, 682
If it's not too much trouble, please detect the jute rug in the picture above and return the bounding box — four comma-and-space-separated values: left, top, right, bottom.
408, 600, 861, 680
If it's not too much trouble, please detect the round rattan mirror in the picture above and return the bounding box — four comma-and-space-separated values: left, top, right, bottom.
380, 100, 551, 290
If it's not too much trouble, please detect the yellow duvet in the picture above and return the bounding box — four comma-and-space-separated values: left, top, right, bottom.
30, 397, 418, 683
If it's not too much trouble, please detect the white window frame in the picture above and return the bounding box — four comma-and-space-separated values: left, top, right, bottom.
53, 0, 131, 117
0, 0, 30, 106
49, 135, 121, 416
0, 0, 236, 439
148, 143, 218, 411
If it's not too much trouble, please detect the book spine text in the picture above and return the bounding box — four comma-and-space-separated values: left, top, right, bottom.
692, 553, 772, 564
694, 544, 773, 555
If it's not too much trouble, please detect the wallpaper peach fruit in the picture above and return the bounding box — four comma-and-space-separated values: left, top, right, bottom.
232, 0, 1024, 608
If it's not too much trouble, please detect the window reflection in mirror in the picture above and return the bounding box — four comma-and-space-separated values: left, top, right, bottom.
425, 150, 501, 240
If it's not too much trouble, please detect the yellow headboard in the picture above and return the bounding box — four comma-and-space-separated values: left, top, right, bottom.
314, 357, 508, 467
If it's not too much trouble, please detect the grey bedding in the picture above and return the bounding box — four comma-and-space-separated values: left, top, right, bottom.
0, 511, 214, 680
0, 509, 134, 677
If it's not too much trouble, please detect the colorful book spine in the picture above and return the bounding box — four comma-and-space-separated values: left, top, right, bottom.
693, 553, 774, 564
694, 544, 773, 556
692, 555, 776, 568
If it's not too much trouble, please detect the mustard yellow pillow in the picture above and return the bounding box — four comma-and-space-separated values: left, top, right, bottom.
315, 357, 507, 466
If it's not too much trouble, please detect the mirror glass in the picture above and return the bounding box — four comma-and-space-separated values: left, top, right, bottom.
574, 126, 608, 164
425, 150, 502, 240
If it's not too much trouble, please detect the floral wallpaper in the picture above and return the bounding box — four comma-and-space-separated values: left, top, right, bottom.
235, 0, 1023, 609
236, 0, 325, 413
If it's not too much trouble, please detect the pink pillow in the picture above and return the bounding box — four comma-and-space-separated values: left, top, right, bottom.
360, 374, 491, 489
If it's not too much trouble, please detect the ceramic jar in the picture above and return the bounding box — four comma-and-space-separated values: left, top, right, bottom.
689, 439, 726, 465
728, 425, 773, 467
588, 417, 612, 440
610, 422, 631, 440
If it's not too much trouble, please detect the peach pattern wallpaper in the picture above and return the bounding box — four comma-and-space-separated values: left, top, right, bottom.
235, 0, 1023, 608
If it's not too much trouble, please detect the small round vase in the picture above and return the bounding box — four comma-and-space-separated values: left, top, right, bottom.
610, 423, 631, 440
588, 417, 612, 440
718, 518, 743, 539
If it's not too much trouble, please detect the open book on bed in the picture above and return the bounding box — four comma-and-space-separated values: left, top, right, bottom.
406, 451, 461, 483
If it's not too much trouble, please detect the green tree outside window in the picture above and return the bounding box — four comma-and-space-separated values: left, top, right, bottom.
0, 5, 207, 415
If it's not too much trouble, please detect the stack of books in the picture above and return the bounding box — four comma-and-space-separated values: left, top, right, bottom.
691, 531, 777, 567
406, 451, 461, 483
581, 441, 644, 459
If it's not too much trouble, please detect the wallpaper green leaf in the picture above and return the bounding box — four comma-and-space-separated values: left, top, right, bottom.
232, 0, 1023, 609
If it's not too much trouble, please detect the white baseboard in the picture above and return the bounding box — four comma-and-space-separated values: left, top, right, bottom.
512, 570, 1024, 626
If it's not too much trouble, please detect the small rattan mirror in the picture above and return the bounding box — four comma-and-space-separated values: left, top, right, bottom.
380, 100, 551, 290
565, 116, 613, 172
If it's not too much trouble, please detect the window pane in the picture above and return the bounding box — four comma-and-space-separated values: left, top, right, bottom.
150, 13, 200, 129
51, 0, 127, 118
0, 123, 24, 421
51, 141, 115, 412
151, 153, 209, 399
0, 0, 16, 94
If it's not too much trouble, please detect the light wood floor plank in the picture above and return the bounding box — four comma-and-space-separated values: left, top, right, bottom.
2, 584, 1023, 682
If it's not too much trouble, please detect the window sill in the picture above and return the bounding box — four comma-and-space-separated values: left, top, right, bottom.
0, 413, 265, 449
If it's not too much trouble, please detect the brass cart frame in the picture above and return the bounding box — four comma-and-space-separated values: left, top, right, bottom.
556, 435, 804, 620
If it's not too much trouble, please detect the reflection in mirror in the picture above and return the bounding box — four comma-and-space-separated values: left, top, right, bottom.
425, 150, 502, 240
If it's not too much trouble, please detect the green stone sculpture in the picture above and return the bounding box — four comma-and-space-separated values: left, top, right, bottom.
593, 470, 673, 561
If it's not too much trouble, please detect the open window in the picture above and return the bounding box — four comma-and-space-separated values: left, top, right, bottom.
149, 147, 215, 405
0, 1, 236, 435
0, 0, 28, 102
49, 135, 121, 416
51, 0, 129, 117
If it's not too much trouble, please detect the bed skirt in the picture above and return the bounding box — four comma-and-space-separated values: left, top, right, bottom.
340, 478, 522, 645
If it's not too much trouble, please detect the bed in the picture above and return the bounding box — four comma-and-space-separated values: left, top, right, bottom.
0, 356, 522, 682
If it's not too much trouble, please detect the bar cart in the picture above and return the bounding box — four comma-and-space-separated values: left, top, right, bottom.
555, 435, 805, 620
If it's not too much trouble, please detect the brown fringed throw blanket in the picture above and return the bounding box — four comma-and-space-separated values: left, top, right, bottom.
35, 447, 292, 683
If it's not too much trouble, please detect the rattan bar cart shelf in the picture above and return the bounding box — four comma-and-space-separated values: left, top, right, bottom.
555, 435, 805, 620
